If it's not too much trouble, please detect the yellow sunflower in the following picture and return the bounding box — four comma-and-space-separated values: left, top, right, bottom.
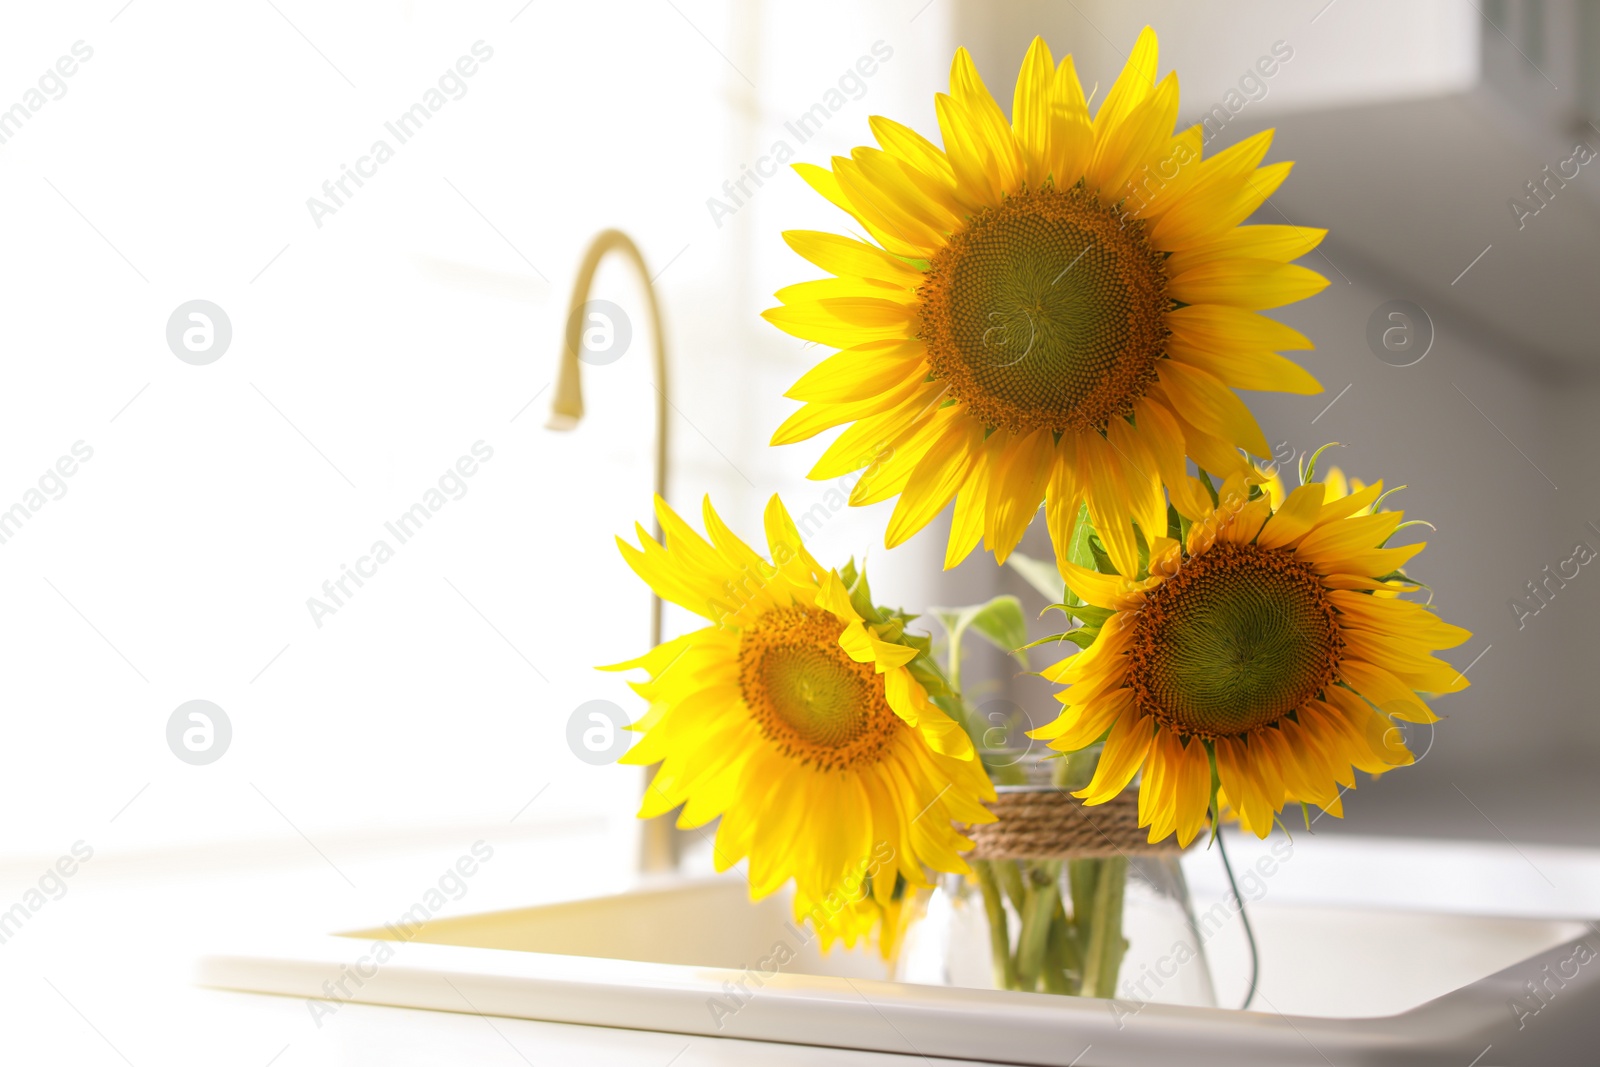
1261, 454, 1369, 512
603, 494, 995, 912
764, 29, 1328, 579
1031, 473, 1471, 845
798, 883, 913, 962
1321, 466, 1370, 509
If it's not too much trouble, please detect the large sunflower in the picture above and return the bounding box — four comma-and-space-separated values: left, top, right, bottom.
603, 494, 995, 911
1032, 473, 1471, 845
764, 29, 1328, 578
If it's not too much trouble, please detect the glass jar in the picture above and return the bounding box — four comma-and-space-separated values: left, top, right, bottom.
893, 748, 1217, 1007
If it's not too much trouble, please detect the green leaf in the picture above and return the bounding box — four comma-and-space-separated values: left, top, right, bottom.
845, 561, 880, 622
907, 655, 953, 699
1053, 629, 1099, 650
1066, 502, 1094, 564
1017, 630, 1095, 653
1086, 534, 1114, 576
930, 594, 1031, 671
1166, 503, 1184, 543
1008, 551, 1064, 602
1070, 603, 1116, 629
898, 629, 932, 655
967, 596, 1030, 668
1066, 502, 1098, 588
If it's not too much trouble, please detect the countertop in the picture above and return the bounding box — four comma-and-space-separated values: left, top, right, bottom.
8, 817, 1600, 1066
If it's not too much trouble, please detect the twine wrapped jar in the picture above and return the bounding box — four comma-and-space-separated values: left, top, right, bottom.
895, 747, 1217, 1004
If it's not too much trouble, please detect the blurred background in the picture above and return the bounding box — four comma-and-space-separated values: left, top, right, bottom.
0, 0, 1597, 967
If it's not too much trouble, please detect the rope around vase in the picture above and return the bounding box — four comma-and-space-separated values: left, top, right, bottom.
966, 789, 1183, 859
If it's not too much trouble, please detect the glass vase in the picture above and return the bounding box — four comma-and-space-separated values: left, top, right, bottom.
893, 748, 1217, 1007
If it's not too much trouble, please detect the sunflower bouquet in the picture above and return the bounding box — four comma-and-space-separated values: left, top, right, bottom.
601, 28, 1469, 999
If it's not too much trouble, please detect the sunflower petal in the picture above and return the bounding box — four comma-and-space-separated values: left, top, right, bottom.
1093, 26, 1159, 137
1075, 710, 1156, 805
1046, 54, 1094, 183
782, 230, 926, 286
1154, 360, 1271, 459
1168, 259, 1330, 310
1256, 484, 1325, 549
949, 48, 1023, 193
886, 415, 982, 547
1012, 37, 1056, 187
984, 428, 1054, 562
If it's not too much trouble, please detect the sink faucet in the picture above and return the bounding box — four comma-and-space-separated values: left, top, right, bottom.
547, 229, 680, 873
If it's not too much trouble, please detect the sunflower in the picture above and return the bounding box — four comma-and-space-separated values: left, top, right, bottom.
602, 494, 995, 914
1031, 473, 1471, 845
1322, 466, 1370, 509
764, 29, 1328, 579
798, 881, 913, 962
1261, 455, 1369, 512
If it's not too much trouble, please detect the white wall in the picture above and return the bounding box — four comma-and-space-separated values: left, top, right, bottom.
0, 0, 961, 863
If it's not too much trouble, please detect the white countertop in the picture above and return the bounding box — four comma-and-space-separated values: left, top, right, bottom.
8, 821, 1600, 1066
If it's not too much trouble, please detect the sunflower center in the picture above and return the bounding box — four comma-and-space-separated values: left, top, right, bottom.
918, 183, 1169, 435
1126, 542, 1343, 737
738, 606, 898, 771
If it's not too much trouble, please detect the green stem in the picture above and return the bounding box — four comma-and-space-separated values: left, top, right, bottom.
1098, 880, 1129, 997
995, 859, 1028, 916
1048, 895, 1079, 995
1075, 860, 1106, 995
1068, 857, 1098, 962
1015, 861, 1061, 987
1078, 856, 1129, 999
973, 861, 1018, 991
1039, 913, 1072, 992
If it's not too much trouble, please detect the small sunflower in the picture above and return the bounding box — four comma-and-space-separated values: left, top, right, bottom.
603, 494, 995, 912
1031, 473, 1471, 845
764, 29, 1328, 578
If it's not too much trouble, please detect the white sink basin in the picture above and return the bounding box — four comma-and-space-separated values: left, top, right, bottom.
198, 852, 1600, 1066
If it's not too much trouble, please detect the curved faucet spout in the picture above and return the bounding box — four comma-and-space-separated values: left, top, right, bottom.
547, 229, 682, 875
548, 229, 669, 649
